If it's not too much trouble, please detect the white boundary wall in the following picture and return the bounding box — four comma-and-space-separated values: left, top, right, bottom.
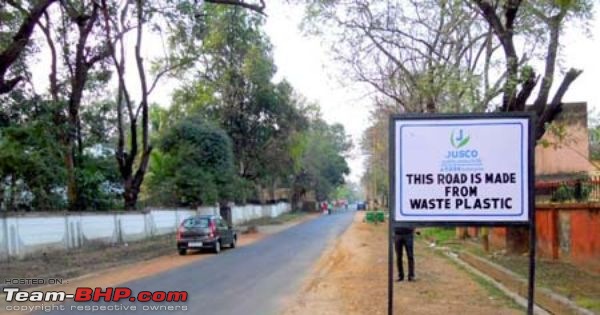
0, 202, 290, 260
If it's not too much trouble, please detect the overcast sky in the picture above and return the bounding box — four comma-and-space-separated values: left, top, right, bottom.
264, 2, 372, 184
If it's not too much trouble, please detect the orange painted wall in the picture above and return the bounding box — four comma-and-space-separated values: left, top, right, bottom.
462, 203, 600, 272
467, 227, 479, 238
535, 209, 559, 259
569, 209, 600, 272
490, 227, 507, 250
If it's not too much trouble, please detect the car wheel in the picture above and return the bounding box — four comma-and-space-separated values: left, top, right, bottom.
213, 241, 221, 254
178, 248, 186, 256
230, 236, 237, 249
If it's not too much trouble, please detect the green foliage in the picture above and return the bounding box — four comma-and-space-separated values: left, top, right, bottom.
146, 115, 236, 207
145, 150, 177, 205
0, 1, 353, 212
0, 96, 66, 210
172, 6, 308, 187
420, 228, 456, 244
552, 183, 575, 202
74, 153, 121, 211
332, 182, 361, 203
174, 166, 218, 206
574, 181, 591, 202
294, 117, 351, 201
220, 176, 254, 204
80, 100, 118, 146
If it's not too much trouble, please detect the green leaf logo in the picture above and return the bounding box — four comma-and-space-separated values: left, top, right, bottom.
451, 129, 470, 149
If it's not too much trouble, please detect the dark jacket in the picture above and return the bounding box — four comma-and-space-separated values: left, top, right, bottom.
394, 227, 415, 236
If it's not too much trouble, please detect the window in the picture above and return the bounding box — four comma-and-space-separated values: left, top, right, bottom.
182, 217, 209, 228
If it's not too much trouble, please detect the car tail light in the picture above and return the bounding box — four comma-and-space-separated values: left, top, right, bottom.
209, 221, 216, 238
176, 226, 185, 240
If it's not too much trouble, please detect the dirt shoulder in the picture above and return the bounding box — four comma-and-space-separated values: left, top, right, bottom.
0, 212, 317, 315
474, 244, 600, 313
282, 212, 522, 315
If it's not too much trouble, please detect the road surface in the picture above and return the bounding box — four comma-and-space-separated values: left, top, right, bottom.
38, 211, 354, 315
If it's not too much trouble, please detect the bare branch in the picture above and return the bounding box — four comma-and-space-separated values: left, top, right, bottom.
37, 11, 60, 100
536, 68, 583, 139
147, 61, 189, 95
532, 9, 568, 116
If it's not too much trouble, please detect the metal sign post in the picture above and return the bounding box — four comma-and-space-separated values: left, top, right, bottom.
388, 113, 536, 315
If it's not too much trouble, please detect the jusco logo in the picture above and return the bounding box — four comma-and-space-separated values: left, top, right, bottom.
446, 129, 478, 159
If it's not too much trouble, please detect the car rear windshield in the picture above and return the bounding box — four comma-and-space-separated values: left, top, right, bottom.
182, 217, 209, 228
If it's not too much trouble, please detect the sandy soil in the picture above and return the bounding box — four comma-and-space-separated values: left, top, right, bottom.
282, 212, 521, 315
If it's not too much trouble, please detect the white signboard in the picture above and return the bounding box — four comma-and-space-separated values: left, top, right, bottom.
393, 116, 531, 224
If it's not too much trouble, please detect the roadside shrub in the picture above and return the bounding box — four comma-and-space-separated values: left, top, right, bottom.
552, 183, 574, 202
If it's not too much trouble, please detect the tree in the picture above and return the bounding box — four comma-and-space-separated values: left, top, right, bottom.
302, 0, 499, 114
468, 0, 592, 256
332, 182, 362, 203
471, 0, 592, 139
292, 116, 352, 203
0, 0, 57, 93
302, 0, 593, 138
147, 115, 235, 207
99, 0, 267, 209
0, 94, 66, 210
331, 0, 594, 254
361, 107, 389, 205
0, 0, 272, 211
35, 0, 115, 210
173, 5, 309, 196
0, 1, 265, 95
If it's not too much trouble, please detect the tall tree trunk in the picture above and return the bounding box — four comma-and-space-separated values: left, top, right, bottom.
7, 176, 16, 211
64, 143, 78, 210
122, 148, 151, 210
0, 0, 57, 93
62, 3, 105, 210
123, 179, 139, 210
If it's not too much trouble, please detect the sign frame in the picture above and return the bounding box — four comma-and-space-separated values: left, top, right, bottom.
390, 112, 535, 227
387, 112, 536, 315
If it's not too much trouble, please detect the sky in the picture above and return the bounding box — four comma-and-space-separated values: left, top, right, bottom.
29, 2, 600, 185
263, 2, 371, 184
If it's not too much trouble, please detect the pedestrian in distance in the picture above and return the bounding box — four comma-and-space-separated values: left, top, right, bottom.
394, 226, 416, 282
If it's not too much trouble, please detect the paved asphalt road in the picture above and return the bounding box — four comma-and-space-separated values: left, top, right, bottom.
39, 211, 354, 315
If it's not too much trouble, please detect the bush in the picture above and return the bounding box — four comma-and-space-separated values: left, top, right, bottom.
574, 180, 591, 202
75, 156, 122, 210
552, 183, 574, 202
174, 167, 218, 207
146, 115, 236, 207
221, 176, 255, 204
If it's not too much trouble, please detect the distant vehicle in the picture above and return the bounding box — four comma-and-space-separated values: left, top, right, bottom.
176, 215, 237, 255
356, 202, 367, 211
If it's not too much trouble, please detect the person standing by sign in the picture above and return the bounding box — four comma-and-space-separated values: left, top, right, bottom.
394, 226, 415, 281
